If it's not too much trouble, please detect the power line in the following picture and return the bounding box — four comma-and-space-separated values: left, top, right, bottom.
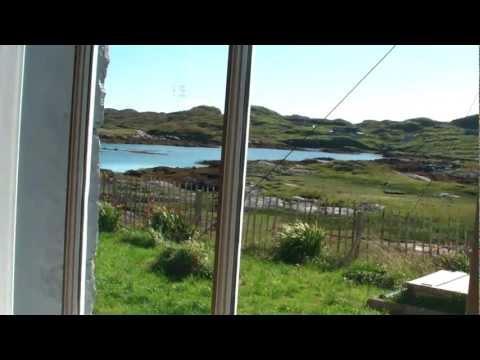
467, 93, 478, 115
197, 45, 399, 239
247, 45, 398, 194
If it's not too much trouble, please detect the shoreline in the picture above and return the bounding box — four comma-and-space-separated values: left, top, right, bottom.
100, 140, 384, 157
100, 153, 477, 189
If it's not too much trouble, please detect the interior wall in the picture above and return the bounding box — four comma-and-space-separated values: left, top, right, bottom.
14, 45, 76, 314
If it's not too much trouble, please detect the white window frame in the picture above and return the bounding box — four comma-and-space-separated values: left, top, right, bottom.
212, 45, 253, 314
63, 44, 255, 315
65, 44, 255, 315
0, 45, 25, 315
63, 45, 96, 315
2, 44, 254, 315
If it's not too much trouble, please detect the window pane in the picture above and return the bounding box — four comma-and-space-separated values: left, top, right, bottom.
94, 45, 228, 314
237, 45, 478, 315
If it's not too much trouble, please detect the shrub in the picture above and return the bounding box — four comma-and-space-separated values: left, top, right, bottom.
152, 241, 212, 280
359, 244, 437, 283
146, 227, 164, 243
311, 250, 343, 271
273, 222, 326, 264
118, 228, 161, 248
343, 261, 396, 289
99, 201, 120, 232
151, 207, 196, 243
433, 252, 469, 273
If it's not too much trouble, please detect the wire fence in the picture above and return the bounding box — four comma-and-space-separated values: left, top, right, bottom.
100, 173, 474, 258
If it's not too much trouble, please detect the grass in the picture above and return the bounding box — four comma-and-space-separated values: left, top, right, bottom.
237, 257, 384, 314
94, 230, 392, 315
96, 104, 476, 314
249, 160, 476, 224
94, 232, 212, 314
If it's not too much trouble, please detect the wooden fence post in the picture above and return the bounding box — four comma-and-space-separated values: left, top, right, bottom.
428, 218, 433, 256
354, 209, 363, 258
251, 194, 259, 249
380, 208, 385, 245
351, 204, 356, 251
466, 201, 479, 314
194, 187, 204, 227
337, 222, 341, 254
112, 175, 117, 206
345, 203, 362, 263
244, 190, 252, 249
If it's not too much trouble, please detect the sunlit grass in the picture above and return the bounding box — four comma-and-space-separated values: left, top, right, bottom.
94, 231, 391, 315
251, 161, 476, 224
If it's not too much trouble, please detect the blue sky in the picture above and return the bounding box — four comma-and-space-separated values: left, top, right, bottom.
105, 45, 478, 123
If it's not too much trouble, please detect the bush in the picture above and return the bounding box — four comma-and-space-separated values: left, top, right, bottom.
433, 252, 469, 273
273, 222, 326, 264
118, 228, 161, 248
311, 250, 343, 271
343, 261, 396, 289
151, 207, 196, 243
152, 241, 212, 280
99, 201, 120, 232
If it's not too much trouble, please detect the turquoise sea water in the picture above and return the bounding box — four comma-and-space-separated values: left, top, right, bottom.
100, 143, 382, 173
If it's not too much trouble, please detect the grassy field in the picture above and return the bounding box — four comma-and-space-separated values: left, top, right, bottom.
100, 158, 475, 257
238, 256, 384, 314
94, 231, 392, 315
248, 160, 476, 224
96, 103, 476, 315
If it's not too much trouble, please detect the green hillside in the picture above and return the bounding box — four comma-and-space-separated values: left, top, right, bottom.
99, 106, 478, 161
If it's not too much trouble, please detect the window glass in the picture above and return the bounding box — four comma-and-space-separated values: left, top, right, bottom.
94, 45, 229, 314
237, 45, 478, 314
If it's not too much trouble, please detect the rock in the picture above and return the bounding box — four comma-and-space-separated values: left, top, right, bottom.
438, 192, 461, 199
292, 196, 306, 201
165, 135, 181, 141
404, 173, 431, 182
358, 202, 385, 212
133, 129, 154, 140
256, 160, 275, 167
384, 189, 406, 195
286, 165, 312, 175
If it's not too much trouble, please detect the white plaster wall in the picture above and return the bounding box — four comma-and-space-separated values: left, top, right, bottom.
84, 45, 109, 314
14, 45, 76, 314
0, 45, 24, 314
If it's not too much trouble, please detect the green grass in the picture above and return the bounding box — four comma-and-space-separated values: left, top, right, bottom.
94, 231, 388, 315
248, 161, 476, 224
237, 257, 384, 314
94, 232, 212, 314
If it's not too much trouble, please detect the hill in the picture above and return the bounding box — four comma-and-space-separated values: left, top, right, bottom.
99, 106, 478, 161
450, 114, 478, 130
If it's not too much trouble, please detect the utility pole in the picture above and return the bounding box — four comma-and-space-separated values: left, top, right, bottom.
466, 200, 479, 314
